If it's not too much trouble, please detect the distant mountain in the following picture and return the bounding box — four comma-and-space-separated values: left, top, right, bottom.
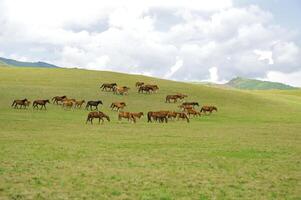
226, 77, 296, 90
0, 57, 59, 68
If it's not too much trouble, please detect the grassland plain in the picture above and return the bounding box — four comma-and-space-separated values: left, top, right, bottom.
0, 66, 301, 200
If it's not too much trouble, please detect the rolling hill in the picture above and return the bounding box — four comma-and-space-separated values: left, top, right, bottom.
0, 57, 59, 68
226, 77, 296, 90
0, 66, 300, 199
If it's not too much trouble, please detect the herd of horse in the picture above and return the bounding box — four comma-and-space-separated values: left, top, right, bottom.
11, 81, 218, 124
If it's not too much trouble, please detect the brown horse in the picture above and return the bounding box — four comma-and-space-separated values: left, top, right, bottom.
147, 111, 169, 123
62, 100, 74, 110
52, 96, 67, 104
74, 100, 85, 108
139, 85, 159, 94
113, 86, 130, 95
182, 102, 199, 107
100, 83, 117, 91
178, 104, 193, 111
86, 111, 110, 124
186, 109, 201, 117
33, 99, 50, 110
145, 85, 159, 93
131, 112, 144, 119
118, 112, 136, 123
167, 111, 178, 120
200, 105, 218, 114
177, 112, 190, 123
110, 102, 126, 111
135, 82, 144, 87
165, 94, 187, 103
11, 98, 29, 109
138, 85, 154, 94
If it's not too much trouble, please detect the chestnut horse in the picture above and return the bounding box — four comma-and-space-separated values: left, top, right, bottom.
200, 106, 218, 114
147, 111, 169, 123
118, 112, 136, 123
86, 111, 110, 124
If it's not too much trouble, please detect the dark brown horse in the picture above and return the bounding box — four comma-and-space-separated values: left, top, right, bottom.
110, 102, 126, 111
11, 98, 29, 109
100, 83, 117, 91
33, 99, 50, 110
52, 96, 67, 104
200, 106, 218, 114
85, 100, 103, 110
118, 112, 136, 123
86, 111, 110, 124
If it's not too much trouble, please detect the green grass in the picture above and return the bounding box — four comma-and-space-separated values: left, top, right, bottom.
0, 66, 301, 199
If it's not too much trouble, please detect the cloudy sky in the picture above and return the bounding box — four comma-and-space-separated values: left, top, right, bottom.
0, 0, 301, 86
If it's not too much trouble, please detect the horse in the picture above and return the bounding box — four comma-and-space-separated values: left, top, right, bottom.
200, 105, 218, 114
186, 109, 201, 117
118, 112, 136, 123
62, 100, 74, 110
176, 112, 190, 123
135, 82, 144, 87
110, 102, 126, 111
167, 111, 178, 120
145, 85, 159, 93
74, 100, 85, 108
147, 111, 169, 123
113, 86, 130, 95
165, 94, 186, 103
131, 112, 144, 119
52, 96, 67, 104
85, 100, 103, 110
182, 102, 199, 107
100, 83, 117, 91
178, 104, 193, 111
11, 98, 29, 109
86, 111, 110, 124
33, 99, 50, 110
138, 85, 154, 94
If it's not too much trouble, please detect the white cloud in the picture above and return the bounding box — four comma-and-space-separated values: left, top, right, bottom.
264, 70, 301, 88
0, 0, 300, 86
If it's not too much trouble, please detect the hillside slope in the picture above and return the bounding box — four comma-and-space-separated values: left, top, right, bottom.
0, 57, 59, 68
226, 77, 296, 90
0, 67, 300, 199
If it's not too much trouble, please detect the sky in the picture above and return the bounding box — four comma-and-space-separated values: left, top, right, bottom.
0, 0, 301, 86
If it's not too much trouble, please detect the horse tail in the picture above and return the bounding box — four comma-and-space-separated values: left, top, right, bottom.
100, 84, 104, 88
110, 103, 114, 108
11, 100, 16, 107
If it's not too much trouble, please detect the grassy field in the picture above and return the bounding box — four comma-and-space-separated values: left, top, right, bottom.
0, 66, 301, 199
